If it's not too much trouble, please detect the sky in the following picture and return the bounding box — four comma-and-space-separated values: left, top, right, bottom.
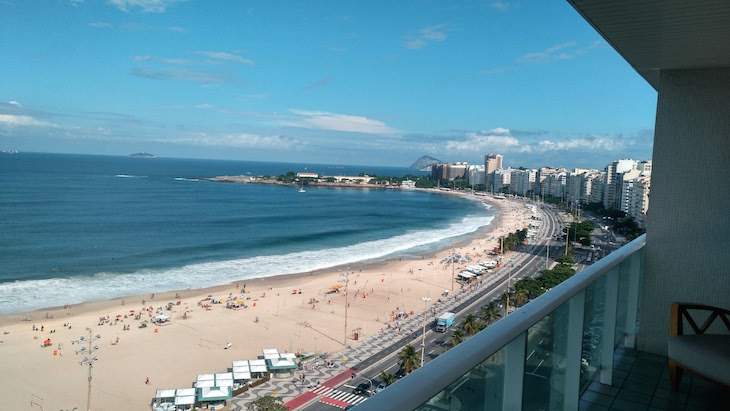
0, 0, 658, 169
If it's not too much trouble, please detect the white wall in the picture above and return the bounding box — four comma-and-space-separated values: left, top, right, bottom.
640, 68, 730, 354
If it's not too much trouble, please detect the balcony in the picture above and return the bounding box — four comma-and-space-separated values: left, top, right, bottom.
354, 235, 730, 410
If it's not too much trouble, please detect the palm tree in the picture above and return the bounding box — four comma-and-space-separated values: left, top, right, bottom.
480, 301, 502, 325
514, 287, 529, 307
450, 328, 465, 347
500, 290, 513, 316
462, 313, 479, 336
398, 344, 421, 374
379, 370, 397, 386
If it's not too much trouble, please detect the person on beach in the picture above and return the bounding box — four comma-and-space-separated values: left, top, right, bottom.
146, 377, 150, 385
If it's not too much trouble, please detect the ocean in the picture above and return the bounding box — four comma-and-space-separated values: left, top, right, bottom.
0, 153, 495, 313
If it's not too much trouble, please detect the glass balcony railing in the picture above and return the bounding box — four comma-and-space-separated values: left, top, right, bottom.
355, 234, 645, 411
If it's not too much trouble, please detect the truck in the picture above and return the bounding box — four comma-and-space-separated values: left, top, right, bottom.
436, 312, 456, 332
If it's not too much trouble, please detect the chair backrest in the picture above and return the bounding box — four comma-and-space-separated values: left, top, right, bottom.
671, 303, 730, 337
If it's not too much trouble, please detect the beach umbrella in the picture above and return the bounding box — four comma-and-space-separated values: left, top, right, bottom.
129, 310, 135, 313
116, 315, 122, 318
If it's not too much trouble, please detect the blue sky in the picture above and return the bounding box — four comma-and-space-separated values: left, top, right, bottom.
0, 0, 657, 169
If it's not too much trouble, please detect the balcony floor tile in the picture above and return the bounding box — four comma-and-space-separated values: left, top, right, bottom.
580, 345, 726, 411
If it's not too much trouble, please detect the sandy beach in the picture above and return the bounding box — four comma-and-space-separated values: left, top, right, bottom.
0, 192, 534, 410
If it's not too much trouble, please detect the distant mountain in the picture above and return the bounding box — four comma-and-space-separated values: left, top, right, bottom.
409, 155, 441, 171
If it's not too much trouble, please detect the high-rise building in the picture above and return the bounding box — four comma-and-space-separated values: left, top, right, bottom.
604, 159, 639, 209
492, 168, 511, 193
629, 175, 651, 228
484, 154, 503, 190
516, 169, 537, 196
448, 162, 469, 180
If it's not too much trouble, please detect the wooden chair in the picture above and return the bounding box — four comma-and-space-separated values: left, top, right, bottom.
669, 302, 730, 390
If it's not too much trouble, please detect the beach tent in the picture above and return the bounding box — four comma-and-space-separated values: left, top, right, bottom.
262, 348, 279, 360
232, 360, 251, 382
154, 389, 176, 409
215, 372, 234, 388
458, 271, 475, 280
152, 314, 171, 325
155, 389, 176, 400
196, 374, 215, 388
174, 388, 195, 410
249, 359, 268, 376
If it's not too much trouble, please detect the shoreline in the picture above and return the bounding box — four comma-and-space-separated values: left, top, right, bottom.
2, 190, 502, 321
0, 193, 532, 410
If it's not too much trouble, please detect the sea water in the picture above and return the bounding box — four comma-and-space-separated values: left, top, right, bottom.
0, 153, 495, 313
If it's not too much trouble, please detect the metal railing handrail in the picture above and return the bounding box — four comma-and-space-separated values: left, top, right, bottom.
354, 234, 646, 411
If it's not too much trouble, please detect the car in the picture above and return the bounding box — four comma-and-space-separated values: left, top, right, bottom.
352, 382, 370, 396
344, 406, 355, 410
375, 381, 387, 393
394, 369, 406, 379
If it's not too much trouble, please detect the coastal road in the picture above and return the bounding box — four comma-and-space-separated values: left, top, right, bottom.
301, 204, 565, 411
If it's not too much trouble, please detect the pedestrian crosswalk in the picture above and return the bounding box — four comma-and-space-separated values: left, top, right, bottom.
314, 387, 368, 408
310, 385, 333, 396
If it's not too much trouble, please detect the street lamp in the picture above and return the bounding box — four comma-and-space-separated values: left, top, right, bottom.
72, 330, 101, 411
420, 297, 432, 367
339, 268, 351, 346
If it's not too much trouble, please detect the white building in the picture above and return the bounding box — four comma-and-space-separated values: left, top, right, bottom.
468, 164, 485, 186
516, 169, 537, 196
493, 168, 512, 193
629, 175, 651, 228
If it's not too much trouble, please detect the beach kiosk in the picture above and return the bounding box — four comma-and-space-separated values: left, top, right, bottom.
174, 388, 196, 410
264, 350, 298, 378
196, 374, 232, 408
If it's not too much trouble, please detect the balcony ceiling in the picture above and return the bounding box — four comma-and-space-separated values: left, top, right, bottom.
567, 0, 730, 90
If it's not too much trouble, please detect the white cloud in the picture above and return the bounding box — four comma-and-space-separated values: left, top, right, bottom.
8, 101, 23, 108
284, 109, 398, 135
107, 0, 186, 13
403, 24, 448, 50
446, 127, 531, 152
131, 67, 233, 83
90, 21, 113, 29
537, 136, 624, 152
491, 1, 519, 11
0, 114, 58, 128
167, 133, 298, 149
194, 51, 255, 66
133, 55, 197, 65
518, 41, 577, 64
195, 103, 215, 110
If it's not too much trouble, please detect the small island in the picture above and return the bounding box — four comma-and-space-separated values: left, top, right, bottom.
129, 152, 155, 158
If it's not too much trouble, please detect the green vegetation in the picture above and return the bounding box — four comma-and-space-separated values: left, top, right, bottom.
246, 394, 288, 411
398, 344, 421, 374
461, 313, 480, 336
480, 301, 502, 326
565, 220, 595, 246
450, 328, 465, 347
498, 228, 528, 252
276, 171, 297, 183
513, 253, 577, 301
379, 370, 397, 386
